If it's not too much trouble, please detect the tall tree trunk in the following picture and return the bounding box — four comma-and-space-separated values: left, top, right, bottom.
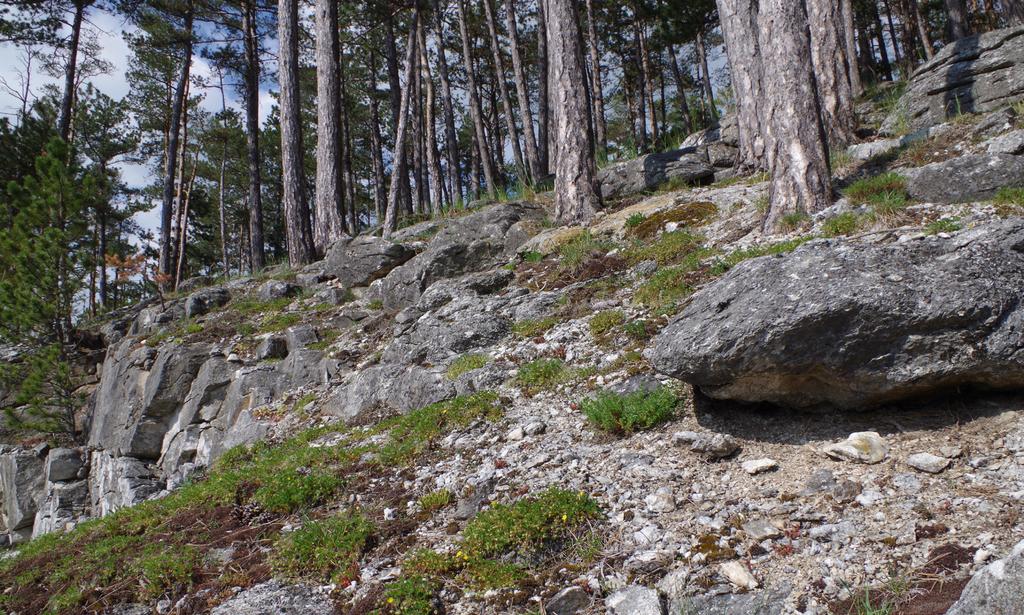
159, 0, 194, 279
384, 10, 421, 236
217, 71, 230, 278
482, 0, 528, 183
341, 51, 358, 232
430, 0, 465, 202
58, 0, 89, 143
174, 154, 198, 289
638, 21, 659, 143
695, 28, 718, 122
412, 43, 425, 214
874, 0, 896, 81
98, 208, 107, 307
456, 0, 498, 196
667, 43, 693, 133
807, 0, 857, 146
278, 0, 316, 266
547, 0, 601, 225
582, 0, 607, 155
758, 0, 833, 230
385, 15, 414, 215
945, 0, 971, 39
368, 50, 387, 225
840, 0, 862, 96
504, 0, 543, 181
536, 0, 551, 176
716, 0, 766, 170
912, 0, 935, 60
314, 0, 347, 254
418, 21, 445, 215
243, 0, 265, 271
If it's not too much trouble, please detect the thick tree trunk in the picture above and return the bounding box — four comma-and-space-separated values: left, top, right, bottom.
695, 28, 718, 122
504, 0, 543, 181
840, 0, 862, 96
385, 15, 414, 215
807, 0, 857, 146
384, 11, 421, 236
716, 0, 766, 170
58, 0, 89, 143
456, 0, 498, 197
243, 0, 265, 271
945, 0, 971, 39
278, 0, 316, 266
582, 0, 607, 155
536, 0, 551, 176
758, 0, 833, 230
430, 0, 465, 202
418, 21, 445, 215
314, 0, 347, 255
547, 0, 601, 225
482, 0, 528, 183
667, 43, 693, 133
159, 1, 193, 279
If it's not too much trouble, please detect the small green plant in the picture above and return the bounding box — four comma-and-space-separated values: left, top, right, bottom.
831, 150, 855, 172
418, 489, 453, 513
512, 316, 559, 338
259, 312, 302, 333
272, 512, 374, 584
308, 328, 342, 351
625, 213, 646, 228
855, 590, 894, 615
754, 195, 770, 213
368, 299, 384, 310
580, 387, 679, 434
994, 186, 1024, 216
623, 320, 650, 341
446, 353, 490, 379
709, 237, 814, 277
135, 544, 201, 600
635, 265, 696, 313
924, 217, 962, 235
515, 358, 570, 394
293, 392, 317, 414
522, 250, 544, 263
382, 575, 440, 614
822, 212, 862, 237
843, 173, 909, 215
589, 310, 625, 337
558, 231, 612, 271
780, 212, 810, 231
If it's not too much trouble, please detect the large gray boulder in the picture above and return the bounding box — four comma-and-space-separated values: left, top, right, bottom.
945, 540, 1024, 615
88, 340, 211, 460
324, 235, 415, 288
0, 447, 46, 534
881, 26, 1024, 135
88, 451, 162, 517
905, 153, 1024, 203
649, 219, 1024, 410
377, 203, 542, 310
32, 479, 89, 538
210, 580, 335, 615
597, 147, 714, 200
323, 364, 455, 423
383, 293, 512, 366
184, 286, 230, 318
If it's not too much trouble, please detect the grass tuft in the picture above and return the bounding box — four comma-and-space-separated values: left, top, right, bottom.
446, 353, 490, 380
272, 512, 374, 585
581, 387, 679, 434
589, 310, 625, 337
924, 217, 962, 235
515, 358, 571, 395
512, 317, 560, 338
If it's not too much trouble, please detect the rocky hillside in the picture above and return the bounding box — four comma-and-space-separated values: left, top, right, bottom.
3, 30, 1024, 615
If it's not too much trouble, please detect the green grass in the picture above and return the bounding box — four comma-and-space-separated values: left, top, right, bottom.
382, 575, 440, 614
994, 186, 1024, 216
512, 316, 560, 338
843, 173, 909, 216
446, 353, 490, 379
589, 310, 625, 337
259, 312, 302, 333
924, 217, 962, 235
580, 387, 679, 434
623, 230, 705, 266
625, 213, 646, 228
822, 212, 863, 237
368, 299, 384, 310
623, 320, 650, 341
418, 489, 453, 514
709, 237, 814, 277
378, 393, 503, 465
307, 328, 342, 351
558, 231, 613, 271
634, 265, 696, 313
272, 512, 374, 585
855, 590, 894, 615
515, 358, 572, 394
522, 250, 544, 263
780, 212, 810, 232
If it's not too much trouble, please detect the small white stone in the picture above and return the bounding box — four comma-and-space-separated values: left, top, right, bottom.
719, 561, 759, 590
506, 427, 525, 441
383, 508, 396, 521
823, 432, 889, 464
741, 458, 779, 475
645, 487, 676, 514
975, 549, 993, 564
906, 452, 951, 474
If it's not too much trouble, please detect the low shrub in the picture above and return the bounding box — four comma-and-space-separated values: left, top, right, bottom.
272, 512, 374, 584
580, 387, 679, 434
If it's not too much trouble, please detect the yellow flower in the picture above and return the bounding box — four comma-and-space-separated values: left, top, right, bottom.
561, 514, 568, 522
387, 597, 395, 604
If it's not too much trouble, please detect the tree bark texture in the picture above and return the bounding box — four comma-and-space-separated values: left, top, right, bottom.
456, 0, 498, 196
504, 0, 543, 181
384, 11, 421, 236
546, 0, 601, 225
716, 0, 766, 170
806, 0, 857, 146
278, 0, 316, 266
159, 0, 193, 278
314, 0, 347, 255
243, 0, 265, 271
